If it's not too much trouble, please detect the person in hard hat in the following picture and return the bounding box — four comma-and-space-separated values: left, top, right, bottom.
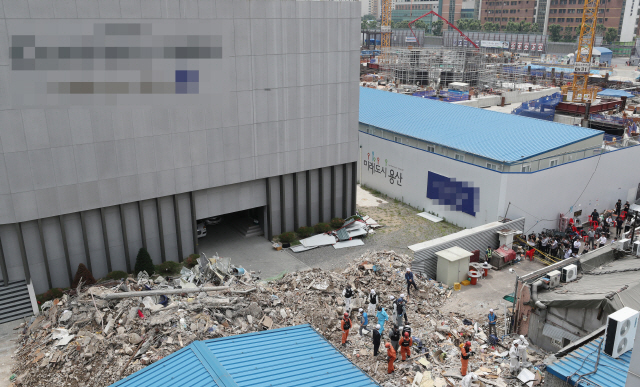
399, 331, 413, 361
342, 284, 353, 312
376, 305, 389, 335
461, 373, 478, 387
385, 342, 396, 374
509, 340, 521, 375
460, 341, 474, 376
373, 324, 381, 356
405, 268, 419, 296
389, 325, 401, 352
487, 308, 497, 337
340, 312, 351, 347
518, 335, 529, 365
368, 289, 378, 315
358, 308, 368, 336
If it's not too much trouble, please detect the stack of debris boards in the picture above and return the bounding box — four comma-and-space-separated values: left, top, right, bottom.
292, 215, 382, 252
9, 250, 543, 387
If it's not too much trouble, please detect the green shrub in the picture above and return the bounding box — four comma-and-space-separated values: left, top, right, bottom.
296, 226, 314, 238
134, 247, 155, 276
155, 261, 181, 275
330, 218, 345, 228
72, 263, 96, 288
184, 254, 200, 268
105, 271, 128, 281
278, 232, 297, 244
314, 223, 332, 234
36, 288, 64, 304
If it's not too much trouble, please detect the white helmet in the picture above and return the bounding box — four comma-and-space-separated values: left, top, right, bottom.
359, 308, 363, 313
376, 324, 381, 329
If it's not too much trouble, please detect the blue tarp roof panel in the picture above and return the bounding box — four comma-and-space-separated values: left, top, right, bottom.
597, 89, 635, 98
110, 325, 380, 387
546, 337, 631, 387
359, 87, 603, 162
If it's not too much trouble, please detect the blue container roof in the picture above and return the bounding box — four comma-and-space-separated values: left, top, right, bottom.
546, 337, 631, 387
359, 87, 603, 163
597, 89, 635, 98
110, 324, 379, 387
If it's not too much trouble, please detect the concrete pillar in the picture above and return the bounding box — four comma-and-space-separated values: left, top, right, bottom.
174, 195, 183, 262
79, 212, 92, 272
37, 219, 52, 289
99, 208, 112, 273
0, 235, 8, 286
293, 173, 299, 230
342, 164, 348, 218
306, 170, 311, 227
119, 205, 131, 273
280, 175, 286, 233
190, 192, 198, 254
331, 166, 336, 219
351, 161, 357, 215
58, 216, 73, 286
156, 197, 166, 262
319, 168, 324, 223
266, 178, 273, 240
16, 223, 30, 283
138, 201, 147, 250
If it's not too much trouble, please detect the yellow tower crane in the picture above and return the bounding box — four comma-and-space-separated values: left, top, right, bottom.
380, 0, 392, 67
563, 0, 602, 102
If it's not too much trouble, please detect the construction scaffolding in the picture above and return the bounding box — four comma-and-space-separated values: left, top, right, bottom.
380, 46, 484, 88
478, 64, 576, 90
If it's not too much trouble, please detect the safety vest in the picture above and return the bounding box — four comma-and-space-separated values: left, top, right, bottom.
344, 288, 353, 298
370, 293, 377, 304
401, 338, 411, 347
486, 249, 492, 259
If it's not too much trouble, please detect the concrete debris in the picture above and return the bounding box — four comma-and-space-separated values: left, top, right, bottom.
11, 249, 544, 387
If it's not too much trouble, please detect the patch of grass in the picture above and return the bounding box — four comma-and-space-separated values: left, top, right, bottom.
295, 226, 314, 239
278, 232, 297, 244
155, 261, 182, 275
314, 223, 332, 233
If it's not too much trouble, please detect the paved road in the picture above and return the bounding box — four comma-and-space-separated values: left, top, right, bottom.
0, 320, 21, 387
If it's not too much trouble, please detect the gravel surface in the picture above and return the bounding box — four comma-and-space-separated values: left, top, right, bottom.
288, 186, 462, 272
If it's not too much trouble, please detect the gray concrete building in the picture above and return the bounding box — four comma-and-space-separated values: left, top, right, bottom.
0, 0, 361, 295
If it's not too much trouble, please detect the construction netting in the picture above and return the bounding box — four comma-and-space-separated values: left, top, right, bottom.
412, 90, 469, 103
511, 92, 563, 121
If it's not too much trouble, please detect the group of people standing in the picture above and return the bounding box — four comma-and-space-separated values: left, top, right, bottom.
339, 268, 420, 374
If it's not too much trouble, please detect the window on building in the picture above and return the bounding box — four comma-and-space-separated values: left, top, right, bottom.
559, 9, 566, 13
559, 0, 567, 4
394, 136, 402, 143
549, 17, 556, 22
487, 163, 499, 170
550, 9, 557, 13
427, 145, 435, 153
503, 17, 508, 20
455, 154, 465, 161
511, 9, 517, 13
521, 164, 531, 172
510, 17, 515, 21
578, 9, 582, 13
568, 8, 575, 13
550, 159, 558, 167
567, 18, 573, 22
597, 17, 603, 22
558, 17, 564, 22
569, 0, 576, 3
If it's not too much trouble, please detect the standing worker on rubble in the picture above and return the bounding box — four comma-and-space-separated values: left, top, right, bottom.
487, 309, 497, 337
340, 312, 351, 347
358, 308, 368, 336
376, 305, 389, 335
385, 342, 396, 374
509, 340, 521, 375
460, 341, 474, 376
395, 295, 408, 326
373, 324, 381, 356
518, 335, 529, 365
368, 289, 378, 315
398, 331, 413, 361
343, 284, 353, 312
389, 325, 401, 352
405, 268, 419, 296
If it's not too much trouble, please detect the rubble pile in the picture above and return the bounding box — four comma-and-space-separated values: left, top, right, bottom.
10, 250, 544, 387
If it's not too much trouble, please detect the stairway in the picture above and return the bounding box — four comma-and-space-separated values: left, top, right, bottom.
0, 280, 35, 324
232, 218, 264, 237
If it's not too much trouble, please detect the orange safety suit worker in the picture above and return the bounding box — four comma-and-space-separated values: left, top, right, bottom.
399, 332, 413, 361
341, 313, 351, 345
385, 343, 396, 374
460, 341, 473, 376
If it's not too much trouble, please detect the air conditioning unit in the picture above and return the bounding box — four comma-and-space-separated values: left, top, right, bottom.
548, 270, 561, 288
561, 264, 577, 283
615, 238, 631, 251
604, 307, 639, 358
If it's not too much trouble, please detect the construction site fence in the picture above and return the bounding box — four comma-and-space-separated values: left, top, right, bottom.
511, 92, 563, 121
412, 90, 469, 102
590, 114, 632, 126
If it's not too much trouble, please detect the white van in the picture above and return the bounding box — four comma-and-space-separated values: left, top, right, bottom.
197, 222, 207, 238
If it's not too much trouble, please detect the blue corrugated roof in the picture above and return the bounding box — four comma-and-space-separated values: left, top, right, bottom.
111, 324, 379, 387
598, 89, 635, 98
546, 337, 631, 387
359, 87, 603, 162
594, 47, 613, 54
